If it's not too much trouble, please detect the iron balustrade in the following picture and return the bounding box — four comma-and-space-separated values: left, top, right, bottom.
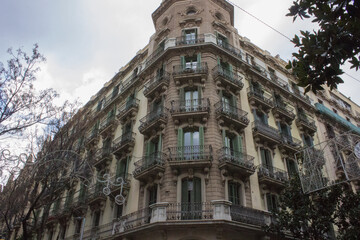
166, 202, 213, 220
170, 98, 210, 113
297, 113, 316, 130
168, 145, 213, 161
173, 62, 208, 76
99, 115, 116, 131
273, 101, 295, 119
139, 107, 167, 132
113, 207, 151, 233
143, 72, 170, 96
212, 66, 244, 89
133, 152, 166, 176
252, 120, 281, 141
258, 164, 289, 182
85, 128, 99, 143
247, 87, 274, 106
145, 46, 165, 67
280, 134, 302, 147
81, 222, 113, 240
214, 101, 249, 125
231, 204, 267, 226
117, 99, 140, 118
95, 147, 112, 161
216, 41, 243, 59
112, 132, 136, 151
175, 34, 205, 46
217, 147, 255, 170
121, 74, 138, 93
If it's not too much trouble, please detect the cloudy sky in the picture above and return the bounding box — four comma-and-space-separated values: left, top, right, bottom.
1, 0, 359, 105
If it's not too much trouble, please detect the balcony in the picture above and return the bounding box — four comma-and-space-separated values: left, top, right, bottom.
272, 101, 296, 123
145, 46, 165, 68
121, 74, 139, 93
279, 134, 302, 155
117, 99, 139, 124
231, 204, 270, 226
217, 147, 255, 177
173, 63, 208, 86
215, 101, 249, 130
133, 152, 166, 182
72, 195, 87, 215
175, 34, 205, 46
109, 173, 132, 198
85, 129, 99, 148
93, 148, 112, 170
296, 114, 317, 133
247, 87, 274, 110
139, 108, 168, 135
166, 202, 213, 220
99, 116, 117, 137
216, 41, 243, 61
170, 98, 210, 124
143, 72, 170, 99
257, 164, 288, 189
112, 132, 136, 158
292, 88, 313, 106
212, 66, 244, 94
252, 121, 281, 146
87, 187, 107, 210
168, 145, 213, 170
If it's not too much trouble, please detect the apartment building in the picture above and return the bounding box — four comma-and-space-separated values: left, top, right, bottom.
2, 0, 360, 240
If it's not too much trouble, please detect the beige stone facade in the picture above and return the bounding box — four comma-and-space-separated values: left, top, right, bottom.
3, 0, 360, 240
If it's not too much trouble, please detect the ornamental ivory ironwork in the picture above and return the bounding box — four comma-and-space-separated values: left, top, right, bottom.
97, 172, 127, 205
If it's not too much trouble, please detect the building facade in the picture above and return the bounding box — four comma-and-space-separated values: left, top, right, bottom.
2, 0, 360, 240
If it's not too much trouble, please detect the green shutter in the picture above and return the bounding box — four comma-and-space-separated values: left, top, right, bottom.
217, 57, 221, 67
180, 87, 185, 103
228, 182, 234, 203
199, 126, 204, 146
194, 178, 201, 203
266, 193, 272, 212
197, 53, 201, 65
158, 134, 162, 153
181, 56, 186, 69
222, 129, 226, 146
197, 86, 202, 100
260, 148, 266, 166
177, 128, 184, 159
181, 179, 188, 203
229, 64, 233, 78
149, 141, 156, 155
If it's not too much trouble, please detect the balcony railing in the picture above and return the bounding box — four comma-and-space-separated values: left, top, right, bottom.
87, 187, 107, 204
173, 62, 208, 76
113, 207, 151, 234
252, 120, 281, 142
143, 72, 170, 97
145, 46, 165, 67
280, 134, 302, 150
216, 41, 243, 59
117, 99, 139, 121
258, 164, 289, 183
273, 101, 296, 120
212, 66, 244, 90
168, 145, 213, 162
95, 147, 112, 161
175, 34, 205, 46
217, 147, 255, 171
85, 129, 99, 145
215, 101, 249, 128
121, 74, 139, 93
138, 108, 167, 133
231, 205, 268, 226
99, 115, 116, 133
133, 152, 166, 177
170, 98, 210, 114
166, 202, 213, 220
112, 132, 136, 153
247, 87, 274, 108
296, 113, 317, 132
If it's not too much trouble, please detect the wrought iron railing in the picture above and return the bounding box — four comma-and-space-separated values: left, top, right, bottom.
231, 204, 267, 226
143, 72, 170, 96
252, 121, 281, 141
87, 186, 107, 202
297, 114, 316, 130
274, 101, 295, 118
216, 40, 243, 59
217, 147, 255, 170
258, 164, 288, 182
173, 62, 208, 76
81, 222, 113, 240
175, 34, 205, 46
121, 74, 138, 93
139, 108, 167, 132
117, 99, 139, 118
145, 46, 165, 67
85, 128, 99, 143
95, 147, 112, 161
99, 115, 116, 131
133, 152, 166, 176
170, 98, 210, 114
280, 134, 302, 147
214, 101, 249, 125
168, 145, 213, 162
166, 202, 213, 220
113, 207, 151, 233
212, 66, 244, 89
247, 87, 273, 106
112, 132, 136, 151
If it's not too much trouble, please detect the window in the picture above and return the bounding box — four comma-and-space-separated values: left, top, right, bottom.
181, 177, 201, 219
97, 98, 105, 112
268, 67, 277, 81
286, 158, 298, 177
125, 92, 135, 109
250, 81, 264, 98
145, 135, 162, 158
326, 124, 335, 138
184, 55, 198, 69
260, 148, 272, 169
116, 158, 128, 179
177, 127, 204, 159
186, 7, 197, 15
112, 84, 120, 98
266, 193, 278, 212
303, 134, 314, 147
148, 185, 158, 206
75, 219, 82, 234
217, 33, 228, 48
254, 109, 268, 125
115, 204, 123, 219
182, 28, 197, 44
280, 123, 292, 143
246, 53, 254, 65
228, 181, 242, 205
222, 130, 243, 159
93, 211, 100, 228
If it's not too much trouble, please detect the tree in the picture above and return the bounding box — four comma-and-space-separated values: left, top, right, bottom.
267, 176, 360, 240
286, 0, 360, 93
0, 44, 61, 138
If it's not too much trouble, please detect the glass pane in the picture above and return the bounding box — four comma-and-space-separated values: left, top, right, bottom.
184, 132, 191, 146
193, 131, 199, 146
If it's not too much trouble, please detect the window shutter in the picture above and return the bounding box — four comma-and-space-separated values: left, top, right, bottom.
181, 179, 188, 204
179, 87, 185, 103
197, 86, 202, 100
266, 193, 273, 212
158, 134, 162, 153
229, 64, 233, 78
287, 125, 292, 138
260, 148, 266, 166
197, 53, 201, 65
194, 178, 201, 203
181, 56, 186, 69
228, 182, 234, 203
199, 126, 204, 146
263, 113, 269, 125
222, 129, 226, 146
217, 57, 221, 67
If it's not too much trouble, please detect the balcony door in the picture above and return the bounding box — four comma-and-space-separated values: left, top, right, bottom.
223, 130, 243, 161
177, 127, 204, 160
260, 148, 273, 172
181, 54, 201, 71
280, 123, 292, 143
145, 135, 162, 165
185, 90, 199, 112
217, 33, 228, 48
220, 91, 237, 116
181, 177, 201, 219
183, 28, 197, 44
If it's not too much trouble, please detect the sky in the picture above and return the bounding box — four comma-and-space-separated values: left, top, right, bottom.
1, 0, 360, 106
